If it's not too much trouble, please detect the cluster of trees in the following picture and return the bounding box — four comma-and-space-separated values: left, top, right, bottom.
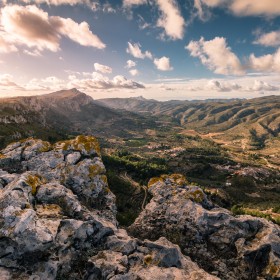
103, 150, 167, 184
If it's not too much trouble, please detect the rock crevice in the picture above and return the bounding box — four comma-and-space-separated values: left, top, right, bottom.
0, 136, 217, 280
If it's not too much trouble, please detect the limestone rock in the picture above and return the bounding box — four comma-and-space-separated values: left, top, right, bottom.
129, 174, 280, 280
0, 135, 116, 223
0, 138, 217, 280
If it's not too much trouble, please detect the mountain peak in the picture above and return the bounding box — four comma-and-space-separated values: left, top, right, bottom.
42, 88, 86, 99
131, 96, 146, 101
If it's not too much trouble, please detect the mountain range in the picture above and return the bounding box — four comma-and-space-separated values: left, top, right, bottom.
1, 88, 279, 155
98, 95, 280, 151
0, 89, 155, 148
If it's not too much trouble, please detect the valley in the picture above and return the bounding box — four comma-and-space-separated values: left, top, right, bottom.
0, 89, 279, 226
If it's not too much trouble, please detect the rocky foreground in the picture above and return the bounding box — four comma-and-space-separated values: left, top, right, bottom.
0, 136, 279, 280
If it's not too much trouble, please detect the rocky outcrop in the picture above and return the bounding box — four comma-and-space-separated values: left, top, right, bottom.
0, 136, 217, 280
129, 174, 280, 280
0, 135, 115, 223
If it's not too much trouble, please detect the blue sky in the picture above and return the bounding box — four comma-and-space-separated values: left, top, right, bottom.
1, 0, 280, 100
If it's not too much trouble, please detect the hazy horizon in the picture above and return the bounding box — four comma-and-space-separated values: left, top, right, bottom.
0, 87, 279, 102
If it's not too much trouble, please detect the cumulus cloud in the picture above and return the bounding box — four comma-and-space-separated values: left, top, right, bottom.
250, 80, 278, 91
186, 37, 245, 75
129, 69, 139, 76
126, 60, 137, 68
254, 30, 280, 47
0, 72, 145, 92
155, 0, 185, 40
56, 17, 105, 49
249, 48, 280, 73
94, 63, 112, 74
0, 5, 105, 54
229, 0, 280, 17
123, 0, 147, 7
206, 80, 241, 92
154, 56, 173, 71
126, 42, 152, 59
195, 0, 280, 18
68, 72, 145, 90
123, 0, 184, 40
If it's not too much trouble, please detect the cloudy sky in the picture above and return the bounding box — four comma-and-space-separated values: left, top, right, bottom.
1, 0, 280, 100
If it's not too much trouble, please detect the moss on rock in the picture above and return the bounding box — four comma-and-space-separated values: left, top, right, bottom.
59, 135, 101, 156
25, 174, 45, 195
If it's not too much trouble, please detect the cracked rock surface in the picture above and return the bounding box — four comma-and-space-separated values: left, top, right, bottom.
0, 136, 217, 280
128, 174, 280, 280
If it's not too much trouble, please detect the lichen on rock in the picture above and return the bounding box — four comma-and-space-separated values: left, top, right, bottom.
25, 174, 45, 195
0, 137, 219, 280
57, 135, 101, 157
129, 174, 280, 280
2, 137, 279, 279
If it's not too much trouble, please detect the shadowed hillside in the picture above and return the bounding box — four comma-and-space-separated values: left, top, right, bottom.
98, 95, 280, 152
0, 89, 156, 148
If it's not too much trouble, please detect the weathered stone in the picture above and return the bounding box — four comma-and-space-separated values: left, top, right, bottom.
0, 138, 218, 280
0, 135, 117, 223
129, 174, 280, 280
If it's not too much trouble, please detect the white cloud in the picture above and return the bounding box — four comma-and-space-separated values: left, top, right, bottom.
186, 37, 245, 75
206, 80, 241, 92
186, 36, 280, 74
24, 78, 49, 91
23, 49, 42, 57
123, 0, 184, 40
229, 0, 280, 17
24, 76, 65, 91
129, 69, 139, 76
155, 0, 185, 40
254, 30, 280, 47
0, 5, 105, 54
126, 42, 152, 59
154, 56, 173, 71
56, 17, 106, 49
126, 59, 137, 68
195, 0, 280, 18
2, 73, 280, 100
94, 63, 112, 74
251, 80, 278, 91
1, 5, 60, 52
0, 33, 18, 53
0, 74, 25, 91
123, 0, 147, 7
249, 48, 280, 73
68, 72, 145, 90
0, 72, 145, 93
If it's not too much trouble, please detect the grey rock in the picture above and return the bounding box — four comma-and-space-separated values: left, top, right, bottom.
0, 135, 116, 223
0, 137, 217, 280
129, 174, 280, 280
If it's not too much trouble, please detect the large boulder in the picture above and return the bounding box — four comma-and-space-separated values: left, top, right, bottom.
129, 174, 280, 280
0, 137, 217, 280
0, 135, 116, 223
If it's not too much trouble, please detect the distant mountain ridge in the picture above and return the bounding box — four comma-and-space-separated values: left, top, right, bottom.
98, 95, 280, 150
0, 88, 156, 147
1, 89, 279, 152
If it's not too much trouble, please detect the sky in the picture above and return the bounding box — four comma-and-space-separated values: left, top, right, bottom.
1, 0, 280, 100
